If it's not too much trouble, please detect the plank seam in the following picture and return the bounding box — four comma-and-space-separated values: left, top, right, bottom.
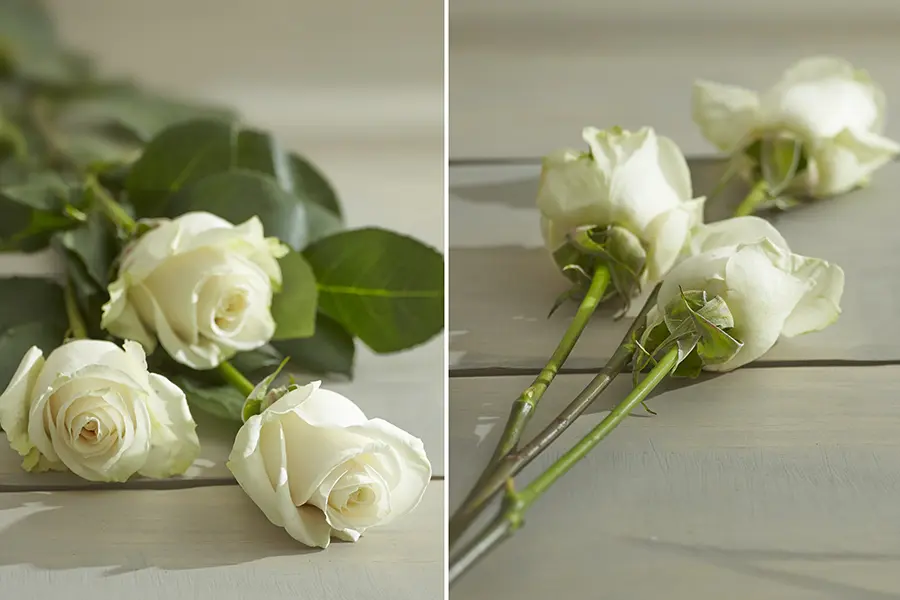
449, 359, 900, 378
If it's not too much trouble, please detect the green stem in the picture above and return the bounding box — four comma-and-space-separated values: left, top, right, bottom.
449, 345, 679, 586
487, 265, 610, 467
85, 174, 136, 234
63, 277, 88, 340
448, 283, 659, 548
733, 179, 769, 217
217, 360, 255, 397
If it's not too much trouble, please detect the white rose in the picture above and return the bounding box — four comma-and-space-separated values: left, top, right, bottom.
693, 56, 900, 196
538, 126, 706, 281
102, 211, 288, 370
0, 339, 200, 482
655, 217, 844, 371
228, 381, 431, 548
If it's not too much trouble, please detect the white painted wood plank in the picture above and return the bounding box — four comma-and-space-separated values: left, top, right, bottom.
0, 339, 444, 487
450, 159, 900, 369
0, 482, 443, 599
449, 368, 900, 599
450, 15, 900, 158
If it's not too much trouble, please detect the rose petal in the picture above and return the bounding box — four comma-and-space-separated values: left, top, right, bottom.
535, 149, 610, 229
781, 254, 845, 337
712, 241, 810, 371
0, 346, 44, 456
811, 128, 900, 196
692, 79, 760, 152
139, 373, 200, 478
686, 216, 790, 258
348, 418, 431, 524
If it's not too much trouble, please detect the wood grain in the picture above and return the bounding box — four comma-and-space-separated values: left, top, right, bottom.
0, 340, 444, 487
450, 159, 900, 370
0, 482, 443, 599
449, 368, 900, 599
450, 8, 900, 158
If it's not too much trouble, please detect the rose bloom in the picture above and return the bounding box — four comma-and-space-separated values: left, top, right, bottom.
0, 339, 199, 482
651, 216, 844, 371
538, 126, 705, 282
228, 381, 431, 548
693, 56, 900, 196
102, 212, 288, 370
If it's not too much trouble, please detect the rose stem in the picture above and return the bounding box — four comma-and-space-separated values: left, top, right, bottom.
733, 179, 769, 217
63, 276, 88, 340
488, 266, 610, 465
448, 284, 659, 547
85, 174, 136, 235
217, 361, 255, 397
448, 345, 679, 586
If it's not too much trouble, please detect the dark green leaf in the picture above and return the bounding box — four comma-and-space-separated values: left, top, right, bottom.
57, 210, 115, 288
0, 0, 84, 84
0, 321, 67, 390
165, 170, 340, 250
176, 377, 246, 423
303, 228, 443, 353
0, 277, 66, 334
288, 154, 342, 219
126, 119, 237, 215
272, 313, 355, 377
271, 250, 317, 339
230, 344, 285, 376
56, 83, 235, 143
126, 120, 342, 239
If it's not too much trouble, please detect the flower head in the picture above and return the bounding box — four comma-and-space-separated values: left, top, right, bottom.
538, 126, 705, 288
693, 56, 900, 197
101, 211, 288, 370
0, 339, 199, 481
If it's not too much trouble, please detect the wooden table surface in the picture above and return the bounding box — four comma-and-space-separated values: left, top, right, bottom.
448, 157, 900, 599
0, 2, 446, 599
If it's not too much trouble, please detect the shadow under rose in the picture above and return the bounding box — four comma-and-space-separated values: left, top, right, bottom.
0, 487, 321, 573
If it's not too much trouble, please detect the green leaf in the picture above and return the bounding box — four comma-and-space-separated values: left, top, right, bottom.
0, 277, 67, 334
271, 250, 318, 339
230, 344, 284, 376
165, 170, 340, 250
304, 228, 443, 353
0, 0, 85, 84
126, 119, 237, 215
0, 321, 67, 390
176, 377, 246, 423
272, 313, 355, 377
1, 171, 71, 211
242, 357, 291, 421
288, 154, 342, 220
56, 83, 236, 143
57, 210, 115, 288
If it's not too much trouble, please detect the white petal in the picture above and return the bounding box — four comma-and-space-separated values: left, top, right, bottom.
32, 340, 126, 397
139, 373, 201, 478
692, 80, 760, 152
101, 278, 156, 351
763, 57, 881, 140
781, 255, 845, 337
658, 247, 733, 309
349, 418, 431, 524
644, 207, 690, 282
535, 149, 610, 229
810, 128, 900, 196
602, 128, 686, 232
228, 416, 334, 548
686, 216, 790, 258
711, 241, 809, 371
656, 135, 694, 202
279, 412, 380, 506
268, 384, 369, 428
0, 347, 44, 456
